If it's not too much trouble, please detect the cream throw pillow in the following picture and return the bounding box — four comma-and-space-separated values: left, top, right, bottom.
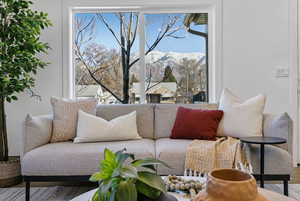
50, 97, 97, 142
217, 88, 266, 138
74, 110, 141, 143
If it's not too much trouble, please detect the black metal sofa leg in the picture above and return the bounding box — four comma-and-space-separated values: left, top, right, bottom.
26, 182, 30, 201
283, 179, 288, 196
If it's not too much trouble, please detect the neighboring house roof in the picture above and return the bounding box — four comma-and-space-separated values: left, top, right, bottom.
76, 85, 118, 104
131, 82, 177, 98
76, 85, 102, 97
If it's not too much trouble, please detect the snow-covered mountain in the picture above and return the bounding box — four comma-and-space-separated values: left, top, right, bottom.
144, 51, 206, 65
130, 50, 207, 82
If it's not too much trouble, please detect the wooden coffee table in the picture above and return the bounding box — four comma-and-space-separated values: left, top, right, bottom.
71, 176, 205, 201
70, 188, 296, 201
70, 176, 296, 201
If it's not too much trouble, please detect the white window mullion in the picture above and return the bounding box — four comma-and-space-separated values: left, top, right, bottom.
138, 13, 146, 104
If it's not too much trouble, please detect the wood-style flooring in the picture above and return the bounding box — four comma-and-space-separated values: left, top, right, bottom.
13, 167, 300, 188
291, 167, 300, 183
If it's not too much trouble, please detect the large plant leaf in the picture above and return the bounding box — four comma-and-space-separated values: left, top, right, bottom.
110, 178, 122, 190
97, 149, 119, 180
103, 149, 117, 166
109, 189, 116, 201
115, 181, 137, 201
92, 189, 99, 201
111, 168, 121, 177
136, 180, 161, 199
98, 188, 110, 201
97, 163, 113, 180
96, 178, 120, 201
90, 172, 104, 182
115, 149, 135, 165
100, 179, 113, 193
137, 172, 166, 193
120, 165, 138, 178
131, 158, 171, 169
98, 179, 114, 201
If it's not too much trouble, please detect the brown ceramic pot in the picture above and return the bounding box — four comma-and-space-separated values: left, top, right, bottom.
193, 169, 267, 201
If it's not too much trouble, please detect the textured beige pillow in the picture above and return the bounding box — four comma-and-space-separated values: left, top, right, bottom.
217, 88, 266, 138
50, 97, 97, 142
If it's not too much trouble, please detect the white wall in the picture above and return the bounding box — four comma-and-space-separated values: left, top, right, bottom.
223, 0, 290, 114
6, 0, 297, 161
6, 0, 63, 155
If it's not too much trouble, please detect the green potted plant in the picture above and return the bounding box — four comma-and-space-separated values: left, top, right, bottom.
89, 148, 176, 201
0, 0, 51, 186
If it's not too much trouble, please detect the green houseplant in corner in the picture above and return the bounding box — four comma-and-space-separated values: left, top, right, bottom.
0, 0, 51, 186
90, 149, 177, 201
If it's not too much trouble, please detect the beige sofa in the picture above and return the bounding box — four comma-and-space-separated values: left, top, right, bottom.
21, 104, 293, 200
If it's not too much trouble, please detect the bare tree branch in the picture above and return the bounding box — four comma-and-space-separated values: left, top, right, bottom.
165, 26, 185, 38
127, 13, 132, 43
96, 13, 128, 54
146, 67, 152, 90
74, 13, 186, 104
91, 63, 113, 75
129, 27, 169, 68
145, 80, 164, 92
75, 16, 96, 47
130, 14, 138, 47
129, 16, 183, 69
120, 13, 128, 43
74, 42, 123, 103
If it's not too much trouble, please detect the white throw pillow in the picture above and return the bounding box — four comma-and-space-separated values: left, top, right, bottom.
74, 110, 142, 143
217, 88, 266, 138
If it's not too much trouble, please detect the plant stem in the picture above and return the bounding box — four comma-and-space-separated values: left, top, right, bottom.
0, 97, 8, 161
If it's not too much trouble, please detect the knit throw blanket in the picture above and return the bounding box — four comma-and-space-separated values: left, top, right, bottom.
184, 137, 253, 176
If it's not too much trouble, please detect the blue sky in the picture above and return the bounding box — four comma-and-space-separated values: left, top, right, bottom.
75, 13, 207, 54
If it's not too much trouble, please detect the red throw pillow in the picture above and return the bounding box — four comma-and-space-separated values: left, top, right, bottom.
171, 107, 223, 140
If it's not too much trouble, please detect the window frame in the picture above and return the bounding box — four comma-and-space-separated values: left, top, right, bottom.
63, 2, 222, 103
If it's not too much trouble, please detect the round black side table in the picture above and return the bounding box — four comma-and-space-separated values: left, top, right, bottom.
240, 136, 286, 188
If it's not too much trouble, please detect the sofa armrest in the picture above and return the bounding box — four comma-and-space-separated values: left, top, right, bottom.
263, 112, 293, 156
21, 114, 53, 158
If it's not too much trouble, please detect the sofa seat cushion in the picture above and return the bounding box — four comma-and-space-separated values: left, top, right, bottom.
155, 138, 192, 175
155, 138, 293, 176
22, 139, 155, 176
249, 144, 293, 175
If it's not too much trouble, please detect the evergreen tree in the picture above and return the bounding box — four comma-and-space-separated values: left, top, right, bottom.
163, 66, 177, 83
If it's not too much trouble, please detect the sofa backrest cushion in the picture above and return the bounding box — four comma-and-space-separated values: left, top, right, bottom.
96, 104, 155, 139
154, 104, 218, 139
23, 114, 53, 156
263, 113, 292, 154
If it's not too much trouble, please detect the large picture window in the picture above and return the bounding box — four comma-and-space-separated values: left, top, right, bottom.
73, 10, 208, 104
